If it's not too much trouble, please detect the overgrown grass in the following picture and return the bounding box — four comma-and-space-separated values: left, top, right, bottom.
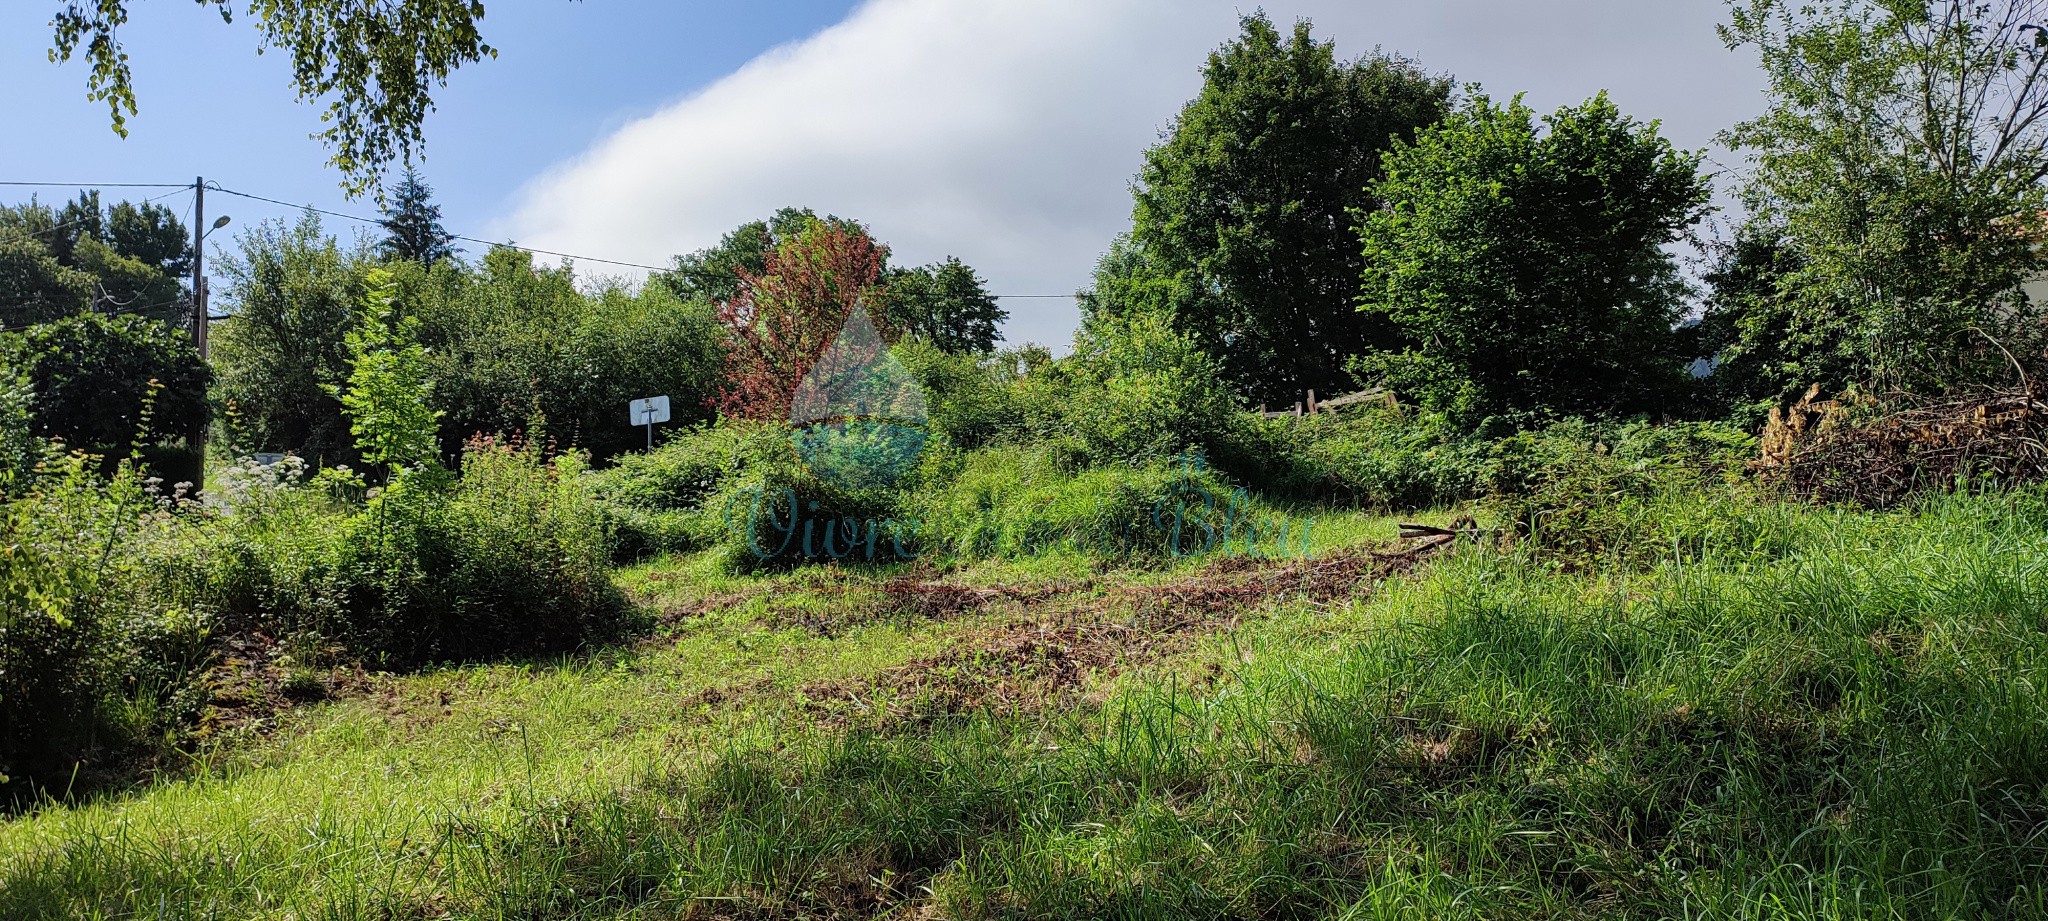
2, 492, 2043, 919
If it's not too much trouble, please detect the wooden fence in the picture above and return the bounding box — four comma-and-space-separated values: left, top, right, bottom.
1256, 387, 1388, 419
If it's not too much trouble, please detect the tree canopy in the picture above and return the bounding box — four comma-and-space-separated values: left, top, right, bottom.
1096, 13, 1453, 405
378, 170, 459, 266
0, 191, 190, 328
661, 209, 1006, 356
884, 257, 1006, 355
1358, 92, 1711, 420
1715, 0, 2048, 396
0, 312, 209, 480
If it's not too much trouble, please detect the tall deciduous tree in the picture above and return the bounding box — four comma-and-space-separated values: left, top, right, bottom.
1718, 0, 2048, 395
1358, 92, 1711, 420
885, 257, 1005, 354
212, 213, 374, 463
656, 208, 865, 305
714, 221, 890, 422
1097, 13, 1452, 404
378, 170, 459, 266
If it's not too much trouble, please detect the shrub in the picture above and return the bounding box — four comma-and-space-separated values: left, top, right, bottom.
1277, 404, 1492, 508
0, 456, 211, 790
1483, 419, 1755, 568
0, 314, 209, 485
912, 447, 1255, 560
895, 340, 1036, 452
591, 422, 795, 561
330, 437, 630, 666
1016, 312, 1243, 469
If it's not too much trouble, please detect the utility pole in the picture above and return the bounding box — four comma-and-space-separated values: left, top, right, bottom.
191, 177, 208, 486
187, 178, 232, 489
191, 177, 206, 358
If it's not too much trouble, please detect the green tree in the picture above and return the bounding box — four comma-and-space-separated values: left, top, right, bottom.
884, 257, 1006, 354
1358, 92, 1711, 420
212, 213, 374, 463
332, 268, 440, 474
1719, 0, 2048, 395
1696, 227, 1808, 416
378, 169, 458, 266
1096, 13, 1452, 404
654, 207, 867, 304
0, 313, 209, 481
0, 192, 190, 325
0, 239, 95, 328
407, 247, 724, 461
50, 1, 504, 197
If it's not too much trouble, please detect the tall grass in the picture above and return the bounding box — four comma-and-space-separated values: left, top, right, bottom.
1, 491, 2043, 918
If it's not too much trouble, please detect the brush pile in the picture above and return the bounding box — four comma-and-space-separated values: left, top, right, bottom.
1756, 382, 2048, 506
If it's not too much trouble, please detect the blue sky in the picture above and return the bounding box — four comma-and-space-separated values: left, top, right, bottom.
4, 1, 1765, 347
0, 2, 858, 242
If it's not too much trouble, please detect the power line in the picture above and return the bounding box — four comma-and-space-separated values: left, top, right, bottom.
0, 181, 191, 189
204, 183, 1081, 297
3, 179, 1083, 298
208, 184, 684, 273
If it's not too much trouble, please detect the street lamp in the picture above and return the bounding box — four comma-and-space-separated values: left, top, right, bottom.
192, 213, 231, 357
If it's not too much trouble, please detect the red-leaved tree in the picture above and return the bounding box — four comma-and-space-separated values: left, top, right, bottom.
714, 221, 891, 420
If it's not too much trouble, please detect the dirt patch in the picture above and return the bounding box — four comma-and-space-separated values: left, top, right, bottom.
792, 537, 1460, 728
193, 633, 380, 742
794, 618, 1151, 727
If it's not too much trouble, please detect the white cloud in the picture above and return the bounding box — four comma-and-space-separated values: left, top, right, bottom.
498, 0, 1762, 349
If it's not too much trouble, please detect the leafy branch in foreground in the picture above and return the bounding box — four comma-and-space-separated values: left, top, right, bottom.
49, 1, 499, 199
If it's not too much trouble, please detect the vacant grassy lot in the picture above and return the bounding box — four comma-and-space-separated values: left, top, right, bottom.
1, 496, 2043, 920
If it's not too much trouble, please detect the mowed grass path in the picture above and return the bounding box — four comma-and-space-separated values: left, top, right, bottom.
3, 500, 2046, 919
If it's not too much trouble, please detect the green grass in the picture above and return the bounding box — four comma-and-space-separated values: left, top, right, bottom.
2, 496, 2045, 919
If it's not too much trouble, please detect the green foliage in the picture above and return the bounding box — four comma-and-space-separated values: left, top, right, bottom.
894, 340, 1045, 452
911, 447, 1248, 560
0, 191, 191, 327
216, 223, 724, 465
327, 437, 629, 665
653, 207, 865, 304
1359, 91, 1711, 421
0, 239, 94, 328
883, 256, 1006, 354
0, 455, 213, 789
1283, 405, 1493, 509
1484, 419, 1757, 569
0, 313, 209, 484
590, 422, 792, 561
50, 1, 498, 198
1109, 13, 1453, 404
1719, 0, 2048, 394
1016, 311, 1244, 469
406, 247, 725, 462
331, 267, 440, 474
376, 169, 458, 265
212, 214, 372, 464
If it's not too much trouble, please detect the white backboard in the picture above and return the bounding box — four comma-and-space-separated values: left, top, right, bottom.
629, 395, 672, 426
